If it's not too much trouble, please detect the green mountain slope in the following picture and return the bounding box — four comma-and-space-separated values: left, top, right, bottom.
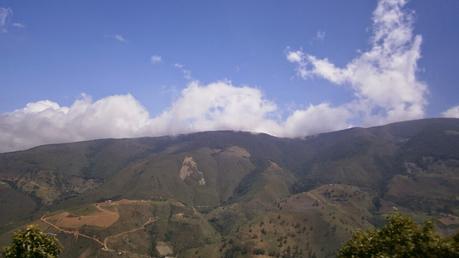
0, 118, 458, 257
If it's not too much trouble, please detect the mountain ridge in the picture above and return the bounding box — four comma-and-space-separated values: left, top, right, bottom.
0, 118, 458, 257
3, 117, 455, 155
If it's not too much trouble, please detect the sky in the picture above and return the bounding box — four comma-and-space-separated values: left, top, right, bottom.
0, 0, 459, 152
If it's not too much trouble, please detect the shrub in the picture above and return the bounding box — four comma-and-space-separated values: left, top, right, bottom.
3, 225, 62, 258
337, 213, 459, 258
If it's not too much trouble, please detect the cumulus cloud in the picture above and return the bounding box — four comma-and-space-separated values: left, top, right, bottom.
283, 103, 351, 137
0, 94, 151, 152
287, 0, 427, 126
150, 55, 162, 64
149, 81, 281, 135
0, 81, 351, 152
442, 105, 459, 118
0, 7, 12, 32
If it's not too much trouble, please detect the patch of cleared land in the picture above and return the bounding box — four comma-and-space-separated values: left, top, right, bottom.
223, 146, 251, 158
156, 241, 174, 256
46, 203, 119, 229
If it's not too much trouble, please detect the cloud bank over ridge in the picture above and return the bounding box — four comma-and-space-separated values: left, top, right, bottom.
442, 105, 459, 118
0, 81, 352, 152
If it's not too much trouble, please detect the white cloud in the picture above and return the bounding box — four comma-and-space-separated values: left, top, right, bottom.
12, 22, 25, 28
314, 30, 326, 41
286, 51, 302, 63
283, 103, 351, 137
174, 63, 193, 80
442, 105, 459, 118
149, 81, 282, 135
0, 81, 352, 152
0, 7, 12, 32
0, 8, 25, 31
113, 34, 127, 43
0, 94, 151, 152
150, 55, 162, 64
287, 0, 427, 126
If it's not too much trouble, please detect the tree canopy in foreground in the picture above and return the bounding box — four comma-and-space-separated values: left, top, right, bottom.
338, 213, 459, 258
3, 224, 62, 258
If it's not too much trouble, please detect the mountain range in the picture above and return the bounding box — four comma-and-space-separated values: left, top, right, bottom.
0, 118, 458, 258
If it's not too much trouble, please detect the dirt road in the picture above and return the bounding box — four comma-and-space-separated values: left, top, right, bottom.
41, 202, 157, 254
103, 217, 156, 250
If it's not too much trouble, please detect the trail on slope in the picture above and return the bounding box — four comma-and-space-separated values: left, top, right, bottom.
41, 215, 105, 247
41, 201, 157, 254
103, 217, 156, 250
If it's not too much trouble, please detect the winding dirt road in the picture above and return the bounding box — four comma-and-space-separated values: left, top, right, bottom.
40, 215, 105, 248
103, 217, 156, 250
40, 203, 157, 254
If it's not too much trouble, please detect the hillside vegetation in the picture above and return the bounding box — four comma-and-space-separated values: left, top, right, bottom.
0, 118, 458, 257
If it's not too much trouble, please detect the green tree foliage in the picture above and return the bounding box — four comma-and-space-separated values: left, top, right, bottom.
338, 213, 459, 258
3, 225, 62, 258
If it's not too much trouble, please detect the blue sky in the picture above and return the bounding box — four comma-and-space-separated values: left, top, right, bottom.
0, 0, 459, 152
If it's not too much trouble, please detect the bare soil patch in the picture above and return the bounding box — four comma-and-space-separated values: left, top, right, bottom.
46, 204, 119, 229
155, 241, 174, 256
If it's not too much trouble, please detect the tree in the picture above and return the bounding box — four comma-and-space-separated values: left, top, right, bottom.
338, 213, 459, 258
3, 225, 62, 258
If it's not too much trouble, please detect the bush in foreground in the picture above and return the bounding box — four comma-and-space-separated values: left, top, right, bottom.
3, 225, 62, 258
338, 213, 459, 258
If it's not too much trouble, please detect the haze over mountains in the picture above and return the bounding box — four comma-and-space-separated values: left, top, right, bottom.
0, 118, 458, 257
